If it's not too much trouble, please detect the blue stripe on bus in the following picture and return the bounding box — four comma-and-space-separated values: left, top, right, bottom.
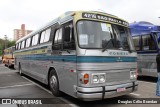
21, 55, 136, 63
77, 56, 136, 62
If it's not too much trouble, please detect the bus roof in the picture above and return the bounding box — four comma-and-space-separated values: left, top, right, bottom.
130, 21, 160, 36
16, 10, 126, 43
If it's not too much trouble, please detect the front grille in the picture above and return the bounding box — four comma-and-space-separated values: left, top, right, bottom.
106, 70, 130, 83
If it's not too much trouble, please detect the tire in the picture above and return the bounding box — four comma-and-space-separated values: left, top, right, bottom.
7, 61, 10, 67
19, 64, 23, 76
49, 70, 62, 96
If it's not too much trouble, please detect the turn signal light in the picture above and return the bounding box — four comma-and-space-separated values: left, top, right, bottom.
84, 74, 89, 84
84, 73, 89, 78
79, 73, 89, 85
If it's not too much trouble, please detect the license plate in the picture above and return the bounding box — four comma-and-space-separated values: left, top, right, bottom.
117, 87, 126, 92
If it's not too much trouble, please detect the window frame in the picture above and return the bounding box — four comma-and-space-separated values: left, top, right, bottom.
21, 40, 25, 49
53, 28, 63, 50
31, 34, 39, 46
63, 23, 75, 50
18, 42, 22, 50
40, 27, 51, 44
141, 34, 157, 51
132, 36, 141, 51
26, 37, 31, 48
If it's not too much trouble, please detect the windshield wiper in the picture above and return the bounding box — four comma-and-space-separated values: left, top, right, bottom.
102, 39, 114, 52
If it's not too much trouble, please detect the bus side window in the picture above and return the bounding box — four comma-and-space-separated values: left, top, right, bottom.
142, 34, 156, 51
21, 40, 25, 49
18, 42, 21, 50
133, 36, 141, 51
16, 44, 19, 50
31, 34, 39, 46
53, 28, 63, 50
26, 38, 31, 48
63, 24, 75, 50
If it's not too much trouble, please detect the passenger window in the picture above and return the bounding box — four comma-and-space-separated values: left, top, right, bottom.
53, 28, 63, 50
16, 44, 19, 50
57, 28, 62, 43
18, 42, 21, 50
26, 38, 31, 48
21, 41, 25, 49
142, 35, 156, 51
32, 34, 39, 46
63, 24, 75, 50
133, 36, 141, 51
40, 31, 45, 43
54, 29, 59, 44
44, 28, 51, 42
40, 28, 51, 43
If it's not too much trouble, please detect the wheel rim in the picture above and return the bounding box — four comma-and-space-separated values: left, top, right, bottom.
50, 75, 57, 91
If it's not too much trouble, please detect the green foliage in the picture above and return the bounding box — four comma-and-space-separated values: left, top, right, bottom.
8, 40, 16, 47
0, 39, 4, 56
0, 38, 15, 56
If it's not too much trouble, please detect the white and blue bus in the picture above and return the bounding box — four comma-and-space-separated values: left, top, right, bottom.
14, 11, 138, 100
130, 21, 160, 77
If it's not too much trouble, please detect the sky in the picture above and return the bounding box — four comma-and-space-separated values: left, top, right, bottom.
0, 0, 160, 40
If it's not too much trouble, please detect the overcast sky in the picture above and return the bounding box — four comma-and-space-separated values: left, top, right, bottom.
0, 0, 160, 40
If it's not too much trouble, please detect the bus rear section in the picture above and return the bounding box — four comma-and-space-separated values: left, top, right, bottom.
2, 46, 15, 68
72, 12, 138, 100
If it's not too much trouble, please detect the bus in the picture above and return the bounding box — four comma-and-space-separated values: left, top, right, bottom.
14, 11, 138, 100
2, 46, 15, 68
130, 21, 160, 77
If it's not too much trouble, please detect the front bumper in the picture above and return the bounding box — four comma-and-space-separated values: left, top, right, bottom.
75, 81, 138, 100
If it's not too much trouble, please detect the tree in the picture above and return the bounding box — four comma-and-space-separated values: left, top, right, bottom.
0, 39, 4, 56
8, 40, 16, 47
0, 38, 15, 56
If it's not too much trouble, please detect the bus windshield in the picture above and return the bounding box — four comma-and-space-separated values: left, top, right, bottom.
77, 20, 134, 51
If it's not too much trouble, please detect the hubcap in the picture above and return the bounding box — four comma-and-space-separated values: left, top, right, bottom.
50, 75, 57, 91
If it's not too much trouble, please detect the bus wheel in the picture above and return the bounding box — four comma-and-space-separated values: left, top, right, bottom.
49, 70, 61, 96
19, 64, 23, 76
7, 61, 10, 67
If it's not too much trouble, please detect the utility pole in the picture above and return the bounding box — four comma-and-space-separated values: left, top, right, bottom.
4, 35, 8, 49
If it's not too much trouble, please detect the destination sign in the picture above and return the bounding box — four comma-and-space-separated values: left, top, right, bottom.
82, 12, 129, 26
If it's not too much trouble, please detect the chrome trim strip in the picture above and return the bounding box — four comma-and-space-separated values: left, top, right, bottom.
105, 82, 133, 91
76, 82, 138, 100
77, 87, 102, 93
77, 92, 102, 99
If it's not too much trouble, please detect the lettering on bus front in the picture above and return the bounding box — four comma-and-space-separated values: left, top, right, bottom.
82, 13, 129, 26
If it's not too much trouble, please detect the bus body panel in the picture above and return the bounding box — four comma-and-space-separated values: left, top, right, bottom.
14, 43, 78, 98
137, 53, 157, 77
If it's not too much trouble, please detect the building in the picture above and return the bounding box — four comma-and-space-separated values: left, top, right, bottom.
14, 24, 33, 41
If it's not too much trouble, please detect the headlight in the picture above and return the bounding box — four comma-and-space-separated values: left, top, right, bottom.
92, 73, 106, 84
99, 75, 105, 83
130, 71, 136, 79
93, 75, 99, 83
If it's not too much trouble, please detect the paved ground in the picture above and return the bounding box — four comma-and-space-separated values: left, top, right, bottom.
0, 64, 159, 107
